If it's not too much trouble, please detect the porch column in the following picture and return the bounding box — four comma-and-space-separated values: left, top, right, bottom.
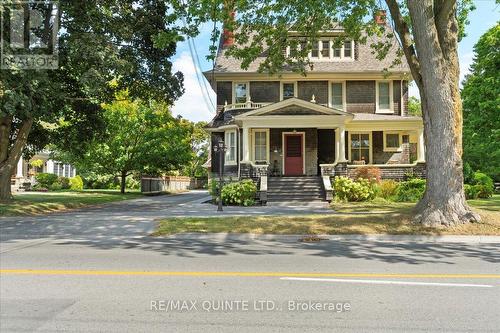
242, 126, 250, 162
338, 126, 347, 162
16, 156, 23, 177
416, 128, 425, 162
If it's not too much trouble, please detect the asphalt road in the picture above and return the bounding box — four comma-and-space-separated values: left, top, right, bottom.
1, 192, 499, 332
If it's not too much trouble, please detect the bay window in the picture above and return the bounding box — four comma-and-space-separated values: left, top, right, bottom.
225, 130, 237, 164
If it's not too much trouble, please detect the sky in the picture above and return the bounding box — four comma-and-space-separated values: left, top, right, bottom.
171, 1, 500, 122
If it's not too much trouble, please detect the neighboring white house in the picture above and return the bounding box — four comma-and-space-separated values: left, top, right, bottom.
11, 150, 77, 190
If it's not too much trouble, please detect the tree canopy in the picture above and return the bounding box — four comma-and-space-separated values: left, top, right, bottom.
462, 23, 500, 181
1, 1, 185, 199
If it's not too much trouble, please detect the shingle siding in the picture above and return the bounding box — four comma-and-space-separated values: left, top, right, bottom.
298, 81, 328, 105
346, 81, 376, 113
216, 81, 232, 106
250, 81, 280, 103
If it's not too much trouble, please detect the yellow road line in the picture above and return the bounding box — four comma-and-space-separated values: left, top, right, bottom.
1, 269, 499, 279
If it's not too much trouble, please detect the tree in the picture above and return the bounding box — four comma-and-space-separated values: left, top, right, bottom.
462, 23, 500, 181
407, 96, 422, 116
0, 1, 184, 200
182, 121, 210, 178
63, 92, 193, 194
175, 0, 479, 227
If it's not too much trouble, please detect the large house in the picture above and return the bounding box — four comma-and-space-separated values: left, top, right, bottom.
205, 14, 425, 203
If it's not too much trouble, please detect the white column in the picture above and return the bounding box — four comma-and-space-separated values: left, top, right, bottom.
242, 126, 250, 162
416, 128, 425, 162
338, 126, 347, 162
46, 160, 54, 174
16, 156, 23, 177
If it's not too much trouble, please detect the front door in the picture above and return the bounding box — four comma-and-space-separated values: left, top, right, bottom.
284, 134, 304, 176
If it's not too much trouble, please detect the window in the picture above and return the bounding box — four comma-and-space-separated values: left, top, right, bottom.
377, 81, 393, 113
253, 130, 268, 162
321, 40, 330, 58
311, 41, 319, 58
281, 82, 296, 100
225, 130, 236, 164
350, 133, 371, 164
344, 40, 352, 58
384, 132, 403, 152
331, 82, 344, 109
333, 45, 341, 58
234, 83, 248, 104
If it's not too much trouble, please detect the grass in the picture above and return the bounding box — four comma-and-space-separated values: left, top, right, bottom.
154, 195, 500, 236
0, 190, 142, 216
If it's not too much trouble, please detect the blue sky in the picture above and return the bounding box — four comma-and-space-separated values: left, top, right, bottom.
171, 1, 500, 122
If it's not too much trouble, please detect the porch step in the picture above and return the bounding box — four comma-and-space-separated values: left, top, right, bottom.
266, 176, 325, 203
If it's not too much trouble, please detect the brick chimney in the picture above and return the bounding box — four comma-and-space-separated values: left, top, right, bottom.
374, 9, 386, 25
222, 1, 235, 48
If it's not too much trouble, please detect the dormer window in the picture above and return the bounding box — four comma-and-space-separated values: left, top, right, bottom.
333, 46, 341, 58
321, 40, 330, 58
344, 40, 352, 57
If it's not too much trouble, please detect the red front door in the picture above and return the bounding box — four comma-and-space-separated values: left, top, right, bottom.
284, 134, 304, 176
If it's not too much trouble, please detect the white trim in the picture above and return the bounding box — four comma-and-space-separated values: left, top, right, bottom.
232, 81, 250, 104
224, 130, 237, 165
383, 131, 404, 152
235, 98, 351, 118
286, 39, 355, 62
375, 80, 394, 114
328, 80, 347, 111
282, 131, 306, 176
251, 128, 270, 163
348, 131, 373, 164
279, 81, 298, 100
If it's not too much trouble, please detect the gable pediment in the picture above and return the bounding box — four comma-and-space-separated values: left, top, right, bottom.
265, 105, 326, 116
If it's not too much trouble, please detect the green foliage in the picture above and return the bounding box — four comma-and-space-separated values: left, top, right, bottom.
472, 172, 494, 189
332, 176, 375, 202
462, 23, 500, 181
463, 162, 474, 184
69, 176, 84, 191
407, 96, 422, 116
465, 172, 494, 198
60, 92, 193, 192
395, 179, 426, 202
57, 177, 71, 190
29, 159, 44, 168
221, 180, 257, 206
35, 173, 58, 188
352, 166, 382, 183
376, 179, 399, 200
208, 178, 220, 198
181, 121, 210, 178
464, 184, 479, 199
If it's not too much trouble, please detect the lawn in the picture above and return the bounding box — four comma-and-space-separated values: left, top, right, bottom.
154, 195, 500, 236
0, 190, 142, 216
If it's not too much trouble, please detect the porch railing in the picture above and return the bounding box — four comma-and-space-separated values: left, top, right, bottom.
224, 101, 272, 111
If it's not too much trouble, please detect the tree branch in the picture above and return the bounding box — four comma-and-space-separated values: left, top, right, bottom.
385, 0, 423, 90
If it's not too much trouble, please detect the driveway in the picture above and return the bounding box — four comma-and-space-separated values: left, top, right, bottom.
0, 191, 337, 244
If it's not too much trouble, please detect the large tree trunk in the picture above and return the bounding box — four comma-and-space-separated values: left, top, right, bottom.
0, 116, 34, 201
406, 0, 479, 227
120, 171, 127, 194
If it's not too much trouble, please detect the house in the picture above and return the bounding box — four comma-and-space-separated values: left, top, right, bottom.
11, 151, 77, 191
204, 13, 425, 203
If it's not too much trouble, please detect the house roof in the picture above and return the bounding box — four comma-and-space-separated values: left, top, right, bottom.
209, 25, 409, 75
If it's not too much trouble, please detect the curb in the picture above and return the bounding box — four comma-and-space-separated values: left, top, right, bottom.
166, 233, 500, 244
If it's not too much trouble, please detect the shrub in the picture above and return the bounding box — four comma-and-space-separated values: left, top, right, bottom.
35, 173, 58, 188
472, 172, 494, 189
376, 179, 399, 200
395, 178, 426, 202
221, 179, 257, 206
352, 166, 381, 183
69, 175, 84, 191
332, 176, 375, 202
464, 184, 479, 200
475, 184, 493, 199
49, 182, 63, 191
57, 176, 70, 189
